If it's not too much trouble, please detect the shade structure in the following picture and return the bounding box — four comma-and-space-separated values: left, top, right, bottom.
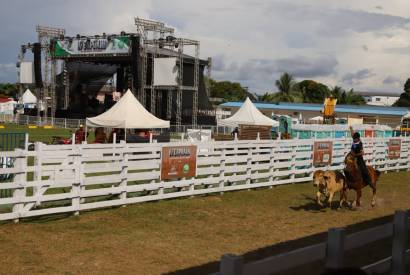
218, 97, 279, 127
20, 89, 37, 104
86, 89, 170, 129
309, 116, 323, 122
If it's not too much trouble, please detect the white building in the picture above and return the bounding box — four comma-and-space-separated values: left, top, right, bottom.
356, 91, 400, 107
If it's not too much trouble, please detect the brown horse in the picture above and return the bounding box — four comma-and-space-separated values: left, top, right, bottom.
344, 152, 381, 207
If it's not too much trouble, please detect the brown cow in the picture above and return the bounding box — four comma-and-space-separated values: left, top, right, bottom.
344, 152, 381, 207
313, 170, 347, 208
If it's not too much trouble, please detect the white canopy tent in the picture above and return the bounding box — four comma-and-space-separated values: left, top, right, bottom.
309, 116, 323, 122
20, 89, 37, 104
218, 97, 279, 127
86, 89, 170, 129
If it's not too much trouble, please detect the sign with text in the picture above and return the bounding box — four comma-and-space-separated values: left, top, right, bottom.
52, 36, 130, 58
388, 139, 401, 159
161, 145, 197, 180
313, 141, 333, 166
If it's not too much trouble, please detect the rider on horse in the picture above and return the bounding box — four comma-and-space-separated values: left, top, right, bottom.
349, 126, 376, 191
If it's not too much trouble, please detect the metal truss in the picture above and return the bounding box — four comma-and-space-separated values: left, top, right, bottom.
135, 18, 200, 127
36, 25, 65, 118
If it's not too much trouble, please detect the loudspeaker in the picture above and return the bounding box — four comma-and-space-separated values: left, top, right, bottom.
32, 43, 43, 88
116, 67, 124, 92
130, 36, 140, 91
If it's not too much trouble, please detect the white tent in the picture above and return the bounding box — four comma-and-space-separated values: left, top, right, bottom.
218, 97, 279, 127
309, 116, 323, 122
0, 99, 17, 115
20, 89, 37, 104
86, 89, 170, 129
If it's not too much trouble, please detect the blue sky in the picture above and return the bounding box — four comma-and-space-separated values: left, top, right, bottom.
0, 0, 409, 94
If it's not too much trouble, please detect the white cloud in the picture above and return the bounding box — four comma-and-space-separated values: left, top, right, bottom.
0, 0, 409, 94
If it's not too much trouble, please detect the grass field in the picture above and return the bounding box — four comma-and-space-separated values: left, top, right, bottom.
0, 123, 94, 144
0, 171, 409, 274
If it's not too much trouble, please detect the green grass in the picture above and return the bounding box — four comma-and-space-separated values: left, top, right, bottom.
0, 123, 95, 144
0, 171, 409, 274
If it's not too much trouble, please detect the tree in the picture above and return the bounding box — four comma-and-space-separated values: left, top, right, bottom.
297, 80, 330, 103
275, 73, 296, 102
0, 83, 18, 99
393, 78, 410, 107
208, 79, 252, 102
330, 86, 343, 100
344, 89, 365, 105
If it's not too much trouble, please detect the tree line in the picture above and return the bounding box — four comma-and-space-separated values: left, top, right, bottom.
209, 73, 410, 107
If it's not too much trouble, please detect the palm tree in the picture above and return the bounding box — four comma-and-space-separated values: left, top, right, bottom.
275, 73, 296, 102
330, 86, 344, 100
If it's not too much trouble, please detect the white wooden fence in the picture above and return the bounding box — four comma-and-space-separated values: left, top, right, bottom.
0, 137, 409, 222
215, 210, 410, 275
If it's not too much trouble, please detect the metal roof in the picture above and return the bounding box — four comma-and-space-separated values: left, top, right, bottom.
220, 101, 409, 117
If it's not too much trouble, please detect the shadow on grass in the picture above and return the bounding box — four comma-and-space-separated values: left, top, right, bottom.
166, 214, 398, 275
289, 194, 359, 212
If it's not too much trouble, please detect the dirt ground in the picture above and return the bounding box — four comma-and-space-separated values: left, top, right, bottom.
0, 171, 409, 275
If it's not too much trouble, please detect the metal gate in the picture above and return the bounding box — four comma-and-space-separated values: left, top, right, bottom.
0, 133, 25, 198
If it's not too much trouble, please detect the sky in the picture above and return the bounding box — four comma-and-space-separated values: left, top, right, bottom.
0, 0, 409, 95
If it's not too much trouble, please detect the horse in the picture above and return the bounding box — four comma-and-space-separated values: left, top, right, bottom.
344, 152, 381, 207
313, 170, 347, 208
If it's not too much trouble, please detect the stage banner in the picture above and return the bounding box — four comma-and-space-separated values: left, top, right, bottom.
388, 139, 401, 159
153, 58, 178, 86
313, 141, 333, 166
52, 36, 130, 57
161, 145, 197, 180
19, 62, 33, 84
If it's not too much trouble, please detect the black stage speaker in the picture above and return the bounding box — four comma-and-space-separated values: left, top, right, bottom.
116, 67, 124, 92
32, 43, 43, 88
130, 36, 140, 91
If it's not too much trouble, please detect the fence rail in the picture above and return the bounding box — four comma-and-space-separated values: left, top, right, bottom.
0, 137, 409, 222
0, 114, 228, 133
215, 211, 410, 275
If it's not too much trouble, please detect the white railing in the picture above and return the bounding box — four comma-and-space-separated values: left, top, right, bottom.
0, 137, 409, 222
215, 211, 410, 275
0, 114, 231, 134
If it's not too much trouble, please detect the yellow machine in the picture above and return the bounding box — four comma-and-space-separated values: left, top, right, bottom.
321, 97, 337, 124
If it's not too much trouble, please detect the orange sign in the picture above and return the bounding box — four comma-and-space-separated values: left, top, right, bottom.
161, 145, 197, 180
388, 139, 401, 159
313, 141, 333, 166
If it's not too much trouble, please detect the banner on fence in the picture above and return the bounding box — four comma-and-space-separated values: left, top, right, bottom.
313, 141, 333, 166
388, 139, 401, 159
161, 145, 197, 180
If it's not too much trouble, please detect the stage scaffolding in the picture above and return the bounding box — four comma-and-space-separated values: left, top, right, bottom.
17, 25, 65, 120
135, 18, 200, 128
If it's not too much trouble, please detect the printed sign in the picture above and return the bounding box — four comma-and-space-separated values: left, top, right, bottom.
161, 145, 197, 180
52, 36, 130, 58
313, 141, 333, 166
388, 139, 401, 159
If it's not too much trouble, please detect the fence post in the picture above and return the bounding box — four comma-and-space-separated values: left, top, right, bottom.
326, 227, 346, 269
407, 137, 410, 171
73, 146, 81, 216
12, 149, 26, 223
391, 210, 409, 275
269, 144, 275, 188
220, 254, 243, 275
64, 118, 67, 129
24, 133, 29, 151
290, 142, 296, 182
120, 140, 128, 205
219, 148, 226, 195
246, 146, 252, 189
33, 142, 42, 205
